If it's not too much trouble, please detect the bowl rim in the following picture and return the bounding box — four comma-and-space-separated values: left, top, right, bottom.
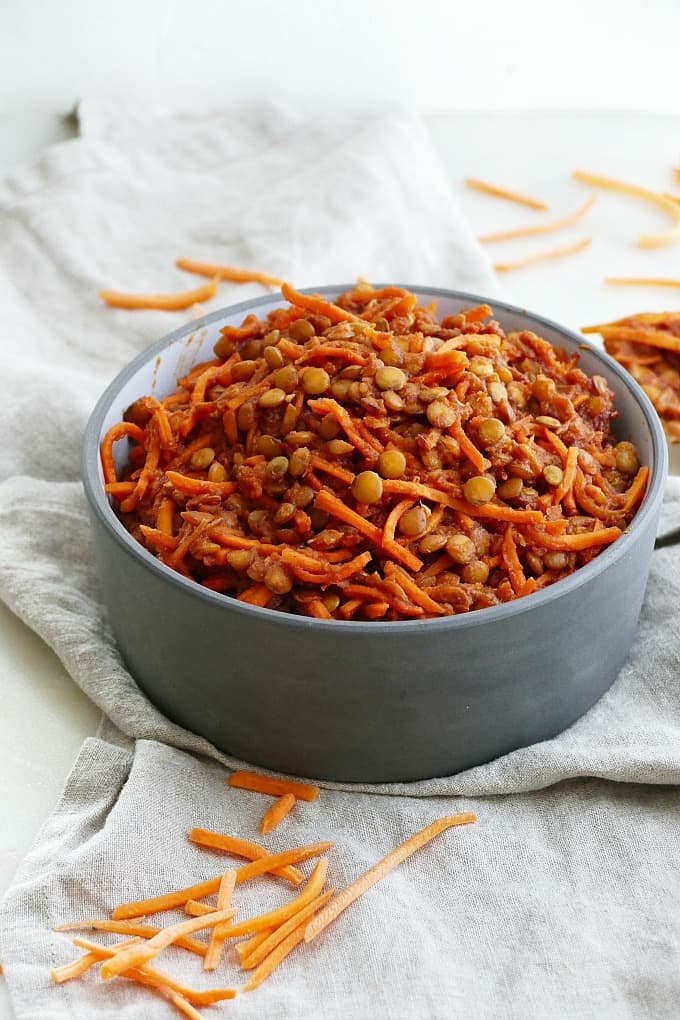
82, 283, 668, 634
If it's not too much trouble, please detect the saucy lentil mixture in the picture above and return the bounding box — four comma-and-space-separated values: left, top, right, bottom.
102, 282, 648, 620
583, 311, 680, 443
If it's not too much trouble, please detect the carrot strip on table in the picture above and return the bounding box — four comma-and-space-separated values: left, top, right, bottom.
188, 828, 304, 884
605, 277, 680, 288
280, 283, 357, 324
304, 813, 476, 945
479, 192, 597, 243
100, 276, 219, 311
573, 169, 680, 248
259, 793, 297, 835
465, 178, 548, 210
203, 868, 237, 972
494, 237, 591, 273
237, 584, 273, 607
227, 770, 320, 802
176, 258, 283, 287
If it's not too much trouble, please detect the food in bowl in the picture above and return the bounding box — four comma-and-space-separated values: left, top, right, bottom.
583, 310, 680, 443
100, 282, 648, 622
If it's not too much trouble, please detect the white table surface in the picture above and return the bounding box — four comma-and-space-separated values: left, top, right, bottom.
1, 110, 679, 1017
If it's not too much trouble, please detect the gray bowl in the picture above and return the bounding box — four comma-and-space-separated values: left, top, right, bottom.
82, 286, 667, 783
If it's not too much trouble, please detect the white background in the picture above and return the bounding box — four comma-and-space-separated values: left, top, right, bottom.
2, 0, 680, 118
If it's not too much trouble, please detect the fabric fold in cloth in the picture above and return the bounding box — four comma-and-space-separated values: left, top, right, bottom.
1, 102, 679, 1017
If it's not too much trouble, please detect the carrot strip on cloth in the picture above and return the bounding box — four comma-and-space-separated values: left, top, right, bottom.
69, 938, 236, 1005
241, 893, 336, 991
227, 770, 320, 802
188, 828, 304, 884
479, 192, 597, 243
203, 868, 237, 972
259, 793, 297, 835
100, 276, 219, 311
494, 237, 591, 273
112, 876, 225, 920
235, 928, 275, 961
176, 259, 283, 287
465, 178, 548, 210
501, 525, 527, 595
304, 813, 476, 944
190, 858, 329, 940
100, 908, 237, 979
240, 890, 335, 970
51, 939, 141, 983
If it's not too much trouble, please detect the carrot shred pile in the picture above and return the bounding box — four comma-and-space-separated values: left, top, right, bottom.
583, 311, 680, 443
101, 282, 647, 619
50, 789, 476, 1011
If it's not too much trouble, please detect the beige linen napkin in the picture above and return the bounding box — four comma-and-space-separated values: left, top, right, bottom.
0, 103, 679, 1018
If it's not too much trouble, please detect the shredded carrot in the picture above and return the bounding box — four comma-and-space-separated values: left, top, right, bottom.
228, 770, 320, 802
620, 466, 649, 514
100, 908, 237, 979
237, 583, 273, 607
100, 422, 145, 485
465, 178, 548, 210
188, 828, 304, 883
573, 169, 680, 248
479, 192, 597, 243
383, 499, 416, 544
582, 324, 680, 355
605, 277, 680, 288
104, 480, 137, 497
111, 878, 224, 921
100, 276, 219, 311
259, 793, 297, 835
552, 445, 579, 505
176, 258, 282, 287
54, 919, 208, 956
280, 283, 356, 324
241, 890, 334, 971
241, 895, 335, 992
139, 525, 178, 552
307, 398, 380, 459
304, 813, 476, 944
190, 858, 329, 940
494, 237, 591, 273
450, 422, 487, 473
51, 939, 141, 983
525, 525, 622, 551
308, 454, 355, 485
297, 346, 368, 366
70, 938, 236, 1005
235, 929, 275, 960
501, 525, 527, 594
202, 868, 237, 972
314, 489, 423, 572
